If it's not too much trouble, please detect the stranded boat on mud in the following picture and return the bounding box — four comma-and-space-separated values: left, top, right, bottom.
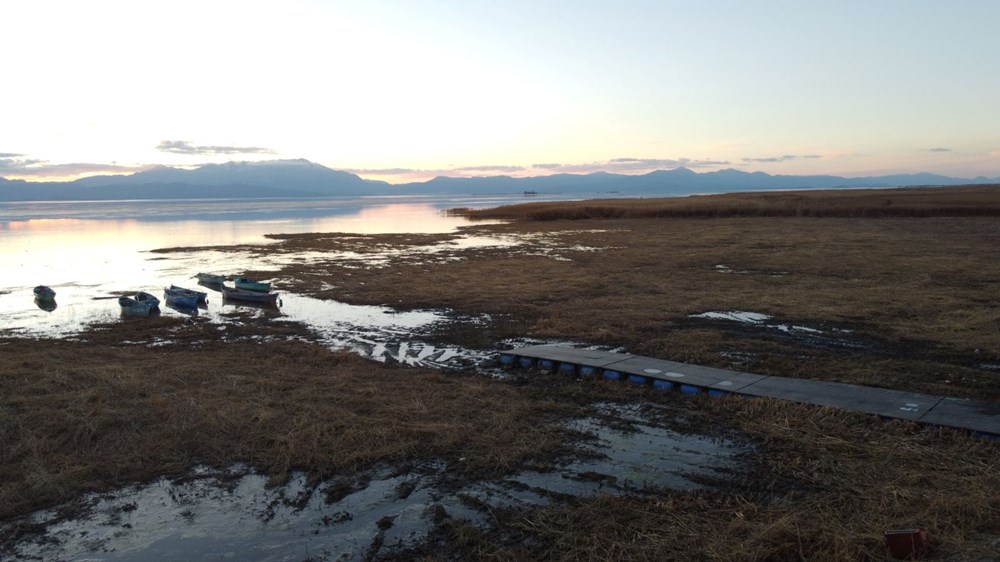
135, 291, 160, 311
221, 284, 279, 305
118, 296, 151, 317
233, 277, 271, 292
163, 287, 199, 308
33, 285, 56, 301
195, 272, 226, 285
168, 284, 207, 304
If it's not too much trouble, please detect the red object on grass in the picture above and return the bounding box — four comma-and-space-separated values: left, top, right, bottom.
884, 528, 929, 560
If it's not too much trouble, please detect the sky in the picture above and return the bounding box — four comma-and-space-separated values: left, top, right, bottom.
2, 0, 999, 183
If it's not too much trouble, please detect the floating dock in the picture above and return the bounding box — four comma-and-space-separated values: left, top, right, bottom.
500, 345, 1000, 440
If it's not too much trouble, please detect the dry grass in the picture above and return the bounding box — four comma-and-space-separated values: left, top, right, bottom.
426, 392, 1000, 561
0, 320, 584, 522
256, 215, 1000, 401
454, 184, 1000, 220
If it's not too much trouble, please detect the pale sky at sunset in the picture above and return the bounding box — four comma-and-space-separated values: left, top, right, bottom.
2, 0, 998, 183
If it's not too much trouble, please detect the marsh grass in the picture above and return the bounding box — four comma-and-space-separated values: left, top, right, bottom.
2, 321, 998, 560
0, 322, 585, 523
453, 184, 1000, 221
258, 214, 1000, 401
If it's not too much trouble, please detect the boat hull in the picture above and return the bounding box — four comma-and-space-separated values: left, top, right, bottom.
119, 296, 150, 317
234, 277, 271, 292
33, 285, 56, 301
163, 288, 199, 308
169, 284, 207, 304
221, 285, 279, 304
196, 273, 226, 285
135, 291, 160, 310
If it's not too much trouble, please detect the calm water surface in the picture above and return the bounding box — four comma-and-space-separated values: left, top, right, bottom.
0, 195, 567, 364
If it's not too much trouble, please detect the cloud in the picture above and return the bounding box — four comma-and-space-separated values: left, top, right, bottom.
742, 154, 799, 164
343, 167, 419, 175
451, 164, 525, 173
546, 158, 729, 174
0, 156, 147, 178
156, 140, 277, 155
926, 147, 952, 152
532, 163, 563, 170
0, 152, 25, 158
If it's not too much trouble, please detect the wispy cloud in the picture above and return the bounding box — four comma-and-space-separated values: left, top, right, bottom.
0, 157, 148, 178
742, 154, 799, 164
156, 140, 277, 155
926, 147, 952, 152
0, 152, 26, 158
451, 164, 525, 173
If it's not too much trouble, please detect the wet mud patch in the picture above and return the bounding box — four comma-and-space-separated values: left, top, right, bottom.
2, 404, 747, 561
686, 310, 881, 355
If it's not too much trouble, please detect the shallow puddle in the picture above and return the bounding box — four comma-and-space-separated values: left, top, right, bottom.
3, 404, 746, 561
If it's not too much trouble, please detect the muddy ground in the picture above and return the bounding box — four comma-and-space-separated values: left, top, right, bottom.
4, 192, 1000, 560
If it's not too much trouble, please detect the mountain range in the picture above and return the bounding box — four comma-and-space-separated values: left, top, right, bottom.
1, 159, 997, 202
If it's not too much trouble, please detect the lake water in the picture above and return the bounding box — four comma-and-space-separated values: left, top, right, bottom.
0, 194, 580, 366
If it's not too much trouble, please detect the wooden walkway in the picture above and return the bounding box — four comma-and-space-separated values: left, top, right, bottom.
500, 345, 1000, 439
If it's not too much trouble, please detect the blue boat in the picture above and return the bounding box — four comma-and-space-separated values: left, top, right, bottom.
163, 287, 199, 308
33, 285, 56, 301
135, 291, 160, 310
169, 284, 207, 304
234, 277, 271, 292
119, 296, 151, 317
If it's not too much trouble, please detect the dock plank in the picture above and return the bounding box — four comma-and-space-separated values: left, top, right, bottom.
736, 377, 941, 421
919, 398, 1000, 436
511, 345, 634, 367
604, 356, 768, 391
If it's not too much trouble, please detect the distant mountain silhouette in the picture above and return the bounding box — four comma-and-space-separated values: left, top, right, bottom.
1, 159, 997, 201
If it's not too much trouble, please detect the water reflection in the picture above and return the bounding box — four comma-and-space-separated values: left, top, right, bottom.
34, 297, 57, 312
0, 196, 525, 367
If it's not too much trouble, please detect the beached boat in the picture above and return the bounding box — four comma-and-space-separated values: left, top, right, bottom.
135, 291, 160, 310
234, 277, 271, 292
119, 296, 151, 317
163, 287, 199, 308
169, 284, 207, 304
221, 284, 279, 305
33, 285, 56, 301
196, 272, 226, 285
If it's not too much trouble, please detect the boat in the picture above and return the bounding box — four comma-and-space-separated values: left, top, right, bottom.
163, 287, 199, 308
119, 296, 151, 317
135, 291, 160, 310
169, 284, 207, 304
33, 285, 56, 301
234, 277, 271, 292
196, 272, 226, 285
221, 284, 279, 305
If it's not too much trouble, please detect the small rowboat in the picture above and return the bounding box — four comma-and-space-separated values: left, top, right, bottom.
169, 284, 207, 304
33, 285, 56, 301
221, 284, 279, 305
163, 287, 199, 308
119, 296, 151, 317
234, 277, 271, 292
196, 273, 226, 285
135, 291, 160, 310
